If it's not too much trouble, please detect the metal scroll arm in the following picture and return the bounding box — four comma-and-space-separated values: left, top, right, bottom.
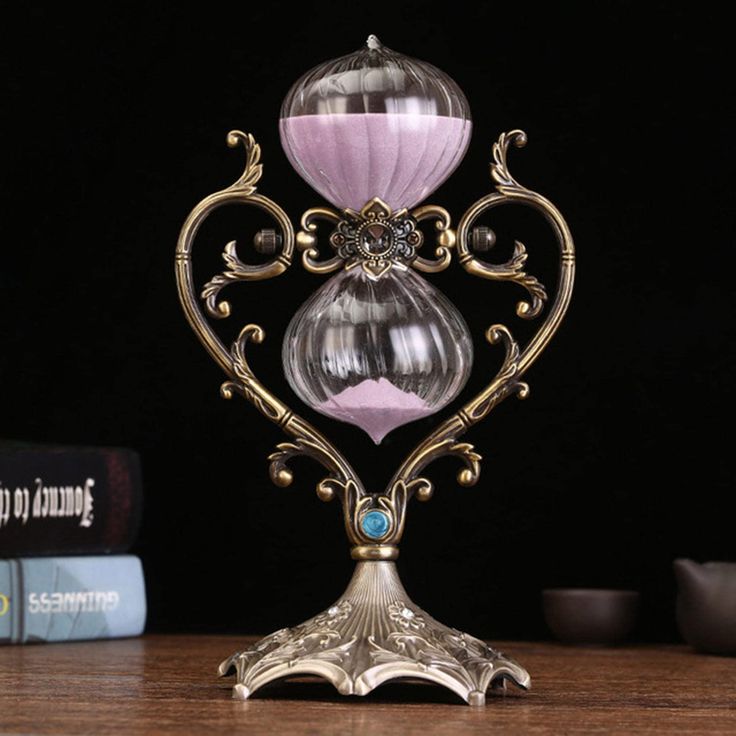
175, 130, 365, 500
389, 129, 576, 496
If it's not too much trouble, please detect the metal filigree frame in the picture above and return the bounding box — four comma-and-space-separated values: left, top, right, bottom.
176, 128, 575, 704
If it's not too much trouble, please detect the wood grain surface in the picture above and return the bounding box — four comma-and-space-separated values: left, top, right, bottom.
1, 635, 734, 734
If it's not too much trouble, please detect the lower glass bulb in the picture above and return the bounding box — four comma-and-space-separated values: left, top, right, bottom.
282, 266, 473, 444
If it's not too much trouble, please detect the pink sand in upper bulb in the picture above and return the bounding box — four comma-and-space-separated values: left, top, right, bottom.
317, 377, 436, 444
280, 113, 472, 212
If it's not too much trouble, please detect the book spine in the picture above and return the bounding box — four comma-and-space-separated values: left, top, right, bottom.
0, 555, 146, 644
0, 447, 142, 556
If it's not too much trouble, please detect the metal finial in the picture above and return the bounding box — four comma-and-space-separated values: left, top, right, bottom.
366, 35, 382, 50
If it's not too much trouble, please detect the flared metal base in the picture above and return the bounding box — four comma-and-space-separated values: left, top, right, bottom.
218, 561, 530, 706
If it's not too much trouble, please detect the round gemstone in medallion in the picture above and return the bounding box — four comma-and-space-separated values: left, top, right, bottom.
359, 222, 393, 257
360, 510, 391, 539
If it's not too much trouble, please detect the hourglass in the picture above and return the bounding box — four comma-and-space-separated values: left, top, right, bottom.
176, 36, 575, 705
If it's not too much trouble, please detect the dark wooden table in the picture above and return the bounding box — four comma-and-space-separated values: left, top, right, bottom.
1, 635, 734, 734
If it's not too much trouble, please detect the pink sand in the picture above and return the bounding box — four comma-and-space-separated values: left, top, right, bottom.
317, 377, 435, 444
280, 112, 471, 211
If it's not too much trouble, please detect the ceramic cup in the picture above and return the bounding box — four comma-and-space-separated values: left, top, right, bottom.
543, 588, 639, 645
674, 558, 736, 655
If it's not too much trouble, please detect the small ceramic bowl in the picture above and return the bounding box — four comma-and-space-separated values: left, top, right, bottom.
542, 588, 639, 645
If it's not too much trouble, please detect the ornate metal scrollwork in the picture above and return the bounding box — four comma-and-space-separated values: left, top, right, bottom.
176, 132, 293, 374
295, 207, 343, 274
389, 129, 575, 498
411, 204, 456, 273
176, 131, 364, 503
176, 128, 574, 704
456, 130, 550, 319
176, 124, 574, 574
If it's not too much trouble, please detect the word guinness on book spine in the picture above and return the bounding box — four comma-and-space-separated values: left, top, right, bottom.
0, 556, 146, 644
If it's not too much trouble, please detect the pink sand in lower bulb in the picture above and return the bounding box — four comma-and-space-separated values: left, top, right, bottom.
317, 377, 435, 444
280, 112, 472, 212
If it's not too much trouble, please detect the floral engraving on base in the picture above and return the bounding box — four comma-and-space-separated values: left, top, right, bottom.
388, 601, 427, 632
219, 600, 357, 687
371, 600, 514, 690
220, 589, 530, 704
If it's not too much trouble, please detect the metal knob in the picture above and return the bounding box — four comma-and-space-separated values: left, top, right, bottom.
253, 229, 282, 255
470, 226, 496, 252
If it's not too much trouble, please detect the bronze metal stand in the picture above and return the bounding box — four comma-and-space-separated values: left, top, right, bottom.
175, 129, 575, 704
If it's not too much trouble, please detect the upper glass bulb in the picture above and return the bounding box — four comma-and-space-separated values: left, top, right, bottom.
280, 35, 472, 212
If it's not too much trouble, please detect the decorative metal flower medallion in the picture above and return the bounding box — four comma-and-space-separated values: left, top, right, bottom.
330, 198, 424, 277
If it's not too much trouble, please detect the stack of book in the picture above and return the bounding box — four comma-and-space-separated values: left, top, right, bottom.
0, 443, 146, 644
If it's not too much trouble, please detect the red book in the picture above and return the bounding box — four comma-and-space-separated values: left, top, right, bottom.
0, 444, 142, 557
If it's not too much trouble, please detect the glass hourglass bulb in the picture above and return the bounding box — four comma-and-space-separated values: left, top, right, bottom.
280, 35, 472, 211
283, 266, 472, 444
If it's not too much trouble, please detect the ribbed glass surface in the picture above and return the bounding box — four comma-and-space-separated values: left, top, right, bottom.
279, 35, 472, 211
282, 266, 473, 444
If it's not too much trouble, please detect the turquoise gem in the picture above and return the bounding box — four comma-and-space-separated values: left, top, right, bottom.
361, 510, 390, 539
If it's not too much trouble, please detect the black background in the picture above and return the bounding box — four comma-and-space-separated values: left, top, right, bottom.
2, 3, 733, 642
